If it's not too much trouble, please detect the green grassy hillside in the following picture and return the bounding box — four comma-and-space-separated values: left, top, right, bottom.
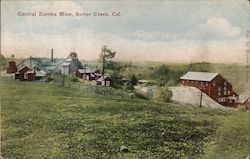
0, 80, 249, 159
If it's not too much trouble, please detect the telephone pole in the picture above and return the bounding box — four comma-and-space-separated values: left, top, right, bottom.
199, 89, 203, 107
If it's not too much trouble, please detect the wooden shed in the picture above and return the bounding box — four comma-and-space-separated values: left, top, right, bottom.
17, 66, 35, 81
96, 76, 113, 87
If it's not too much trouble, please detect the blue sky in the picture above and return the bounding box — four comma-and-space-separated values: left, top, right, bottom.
1, 0, 249, 63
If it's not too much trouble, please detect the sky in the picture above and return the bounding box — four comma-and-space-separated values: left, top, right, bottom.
1, 0, 249, 64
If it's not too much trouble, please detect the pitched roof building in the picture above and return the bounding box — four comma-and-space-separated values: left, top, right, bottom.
17, 49, 83, 79
179, 71, 238, 107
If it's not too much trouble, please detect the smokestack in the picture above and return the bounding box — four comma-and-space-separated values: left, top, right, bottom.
51, 48, 54, 61
30, 56, 32, 68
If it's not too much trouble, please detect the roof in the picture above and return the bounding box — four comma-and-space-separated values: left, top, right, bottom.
62, 62, 71, 66
35, 70, 47, 77
18, 66, 32, 72
238, 95, 249, 104
96, 76, 112, 82
78, 67, 96, 74
17, 58, 64, 73
180, 71, 219, 82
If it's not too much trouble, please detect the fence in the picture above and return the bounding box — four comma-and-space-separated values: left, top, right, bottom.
52, 74, 131, 98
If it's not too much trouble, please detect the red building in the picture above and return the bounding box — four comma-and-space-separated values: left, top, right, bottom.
16, 66, 35, 81
7, 61, 17, 74
76, 68, 101, 81
179, 71, 238, 106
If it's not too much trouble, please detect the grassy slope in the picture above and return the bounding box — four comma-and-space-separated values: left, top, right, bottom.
0, 80, 249, 159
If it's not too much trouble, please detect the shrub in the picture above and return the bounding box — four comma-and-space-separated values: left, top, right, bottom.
155, 86, 172, 102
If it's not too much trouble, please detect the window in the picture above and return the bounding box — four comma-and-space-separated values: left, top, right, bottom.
224, 90, 227, 95
218, 98, 225, 102
224, 81, 227, 86
228, 90, 230, 95
101, 81, 105, 86
218, 92, 221, 96
206, 82, 208, 86
224, 87, 227, 90
213, 82, 216, 86
24, 73, 28, 79
218, 87, 221, 96
106, 81, 110, 86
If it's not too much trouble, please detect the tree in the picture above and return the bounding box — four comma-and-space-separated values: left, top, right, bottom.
0, 54, 7, 71
100, 45, 116, 76
130, 74, 138, 91
11, 54, 15, 59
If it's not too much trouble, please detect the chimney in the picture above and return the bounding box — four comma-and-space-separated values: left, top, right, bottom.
30, 56, 32, 68
51, 48, 54, 61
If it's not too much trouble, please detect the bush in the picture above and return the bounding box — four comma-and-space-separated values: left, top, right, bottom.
155, 86, 172, 102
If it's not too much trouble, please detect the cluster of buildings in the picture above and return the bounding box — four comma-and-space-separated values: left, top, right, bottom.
5, 49, 249, 109
6, 49, 113, 87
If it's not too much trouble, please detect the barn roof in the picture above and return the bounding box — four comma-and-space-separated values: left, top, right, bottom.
180, 71, 219, 82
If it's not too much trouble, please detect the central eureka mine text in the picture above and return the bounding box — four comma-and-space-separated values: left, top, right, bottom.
17, 11, 121, 17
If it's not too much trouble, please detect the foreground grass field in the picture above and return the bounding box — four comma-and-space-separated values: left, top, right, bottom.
0, 80, 249, 159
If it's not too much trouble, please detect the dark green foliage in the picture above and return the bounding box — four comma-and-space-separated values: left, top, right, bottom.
106, 61, 123, 71
151, 64, 187, 86
130, 74, 138, 91
188, 62, 211, 72
110, 70, 123, 88
0, 54, 7, 70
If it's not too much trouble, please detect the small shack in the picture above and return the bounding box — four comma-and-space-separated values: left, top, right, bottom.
17, 66, 35, 81
238, 95, 250, 110
96, 76, 113, 87
76, 68, 100, 81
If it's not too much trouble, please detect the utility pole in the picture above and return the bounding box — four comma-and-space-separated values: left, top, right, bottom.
62, 74, 65, 87
199, 89, 203, 107
102, 49, 105, 77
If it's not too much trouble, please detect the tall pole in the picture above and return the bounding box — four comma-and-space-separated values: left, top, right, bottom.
102, 49, 105, 77
199, 90, 202, 107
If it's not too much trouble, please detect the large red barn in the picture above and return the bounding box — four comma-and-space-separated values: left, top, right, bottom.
179, 71, 238, 106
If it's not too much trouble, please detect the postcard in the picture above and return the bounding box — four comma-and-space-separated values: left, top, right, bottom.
0, 0, 249, 159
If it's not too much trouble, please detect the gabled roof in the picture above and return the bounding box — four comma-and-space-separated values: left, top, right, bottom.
18, 66, 32, 72
96, 76, 112, 82
17, 58, 64, 73
180, 71, 219, 82
35, 70, 47, 77
78, 67, 96, 74
238, 95, 249, 104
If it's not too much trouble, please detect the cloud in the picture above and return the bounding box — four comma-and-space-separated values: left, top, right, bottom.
130, 30, 179, 42
197, 17, 241, 39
